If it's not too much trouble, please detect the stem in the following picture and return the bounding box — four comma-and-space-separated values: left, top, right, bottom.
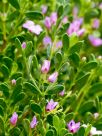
73, 69, 98, 118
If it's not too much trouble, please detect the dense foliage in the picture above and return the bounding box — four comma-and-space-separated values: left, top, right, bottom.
0, 0, 102, 135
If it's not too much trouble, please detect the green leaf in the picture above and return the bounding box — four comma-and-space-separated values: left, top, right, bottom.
85, 124, 92, 136
47, 45, 52, 58
79, 100, 95, 114
62, 33, 69, 53
11, 72, 22, 80
15, 38, 22, 49
0, 116, 4, 135
7, 11, 20, 21
23, 82, 40, 94
69, 41, 83, 54
1, 64, 10, 78
30, 102, 42, 114
22, 119, 30, 134
8, 0, 20, 9
46, 85, 64, 95
60, 128, 68, 136
75, 73, 90, 90
64, 133, 73, 136
82, 61, 98, 72
37, 31, 46, 44
25, 41, 33, 57
11, 85, 22, 100
25, 11, 43, 20
0, 106, 4, 116
32, 55, 38, 69
3, 57, 13, 70
54, 52, 62, 69
63, 3, 72, 16
69, 33, 78, 47
69, 52, 80, 67
57, 5, 63, 17
57, 23, 69, 35
77, 127, 85, 136
85, 9, 100, 22
46, 130, 54, 136
65, 112, 74, 122
0, 83, 9, 97
88, 83, 102, 95
53, 115, 60, 130
84, 112, 94, 123
0, 98, 7, 110
13, 92, 25, 104
9, 127, 21, 136
37, 119, 45, 135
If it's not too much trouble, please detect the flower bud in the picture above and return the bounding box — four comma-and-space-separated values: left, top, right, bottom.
11, 79, 16, 85
48, 72, 58, 83
21, 42, 26, 49
41, 60, 50, 74
30, 116, 38, 128
10, 112, 18, 126
46, 99, 58, 112
44, 17, 52, 29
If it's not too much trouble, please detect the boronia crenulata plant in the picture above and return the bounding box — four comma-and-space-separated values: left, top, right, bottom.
0, 0, 102, 135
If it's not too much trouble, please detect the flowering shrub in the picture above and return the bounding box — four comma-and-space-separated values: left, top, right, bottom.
0, 0, 102, 135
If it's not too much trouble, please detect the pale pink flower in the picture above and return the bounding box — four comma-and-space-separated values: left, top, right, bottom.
67, 120, 80, 133
46, 99, 58, 112
59, 90, 65, 96
41, 60, 50, 74
44, 17, 52, 29
29, 25, 43, 35
11, 79, 16, 85
22, 20, 34, 29
43, 36, 52, 46
41, 5, 47, 14
30, 116, 38, 128
10, 112, 18, 126
92, 19, 100, 29
88, 35, 102, 47
50, 12, 57, 25
23, 20, 42, 35
21, 42, 26, 49
48, 72, 58, 83
77, 28, 85, 36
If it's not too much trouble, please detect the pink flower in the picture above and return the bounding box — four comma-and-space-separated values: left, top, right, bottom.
11, 79, 16, 85
23, 20, 42, 35
62, 16, 68, 24
67, 120, 80, 133
88, 35, 102, 47
50, 12, 57, 25
44, 17, 52, 29
41, 5, 47, 14
67, 18, 83, 36
94, 113, 99, 119
41, 60, 50, 74
77, 28, 85, 36
56, 41, 62, 48
43, 36, 52, 46
21, 42, 26, 49
48, 72, 58, 83
29, 25, 43, 35
99, 3, 102, 10
92, 19, 100, 29
22, 20, 34, 29
30, 116, 38, 128
59, 90, 65, 96
46, 99, 58, 112
10, 112, 18, 126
